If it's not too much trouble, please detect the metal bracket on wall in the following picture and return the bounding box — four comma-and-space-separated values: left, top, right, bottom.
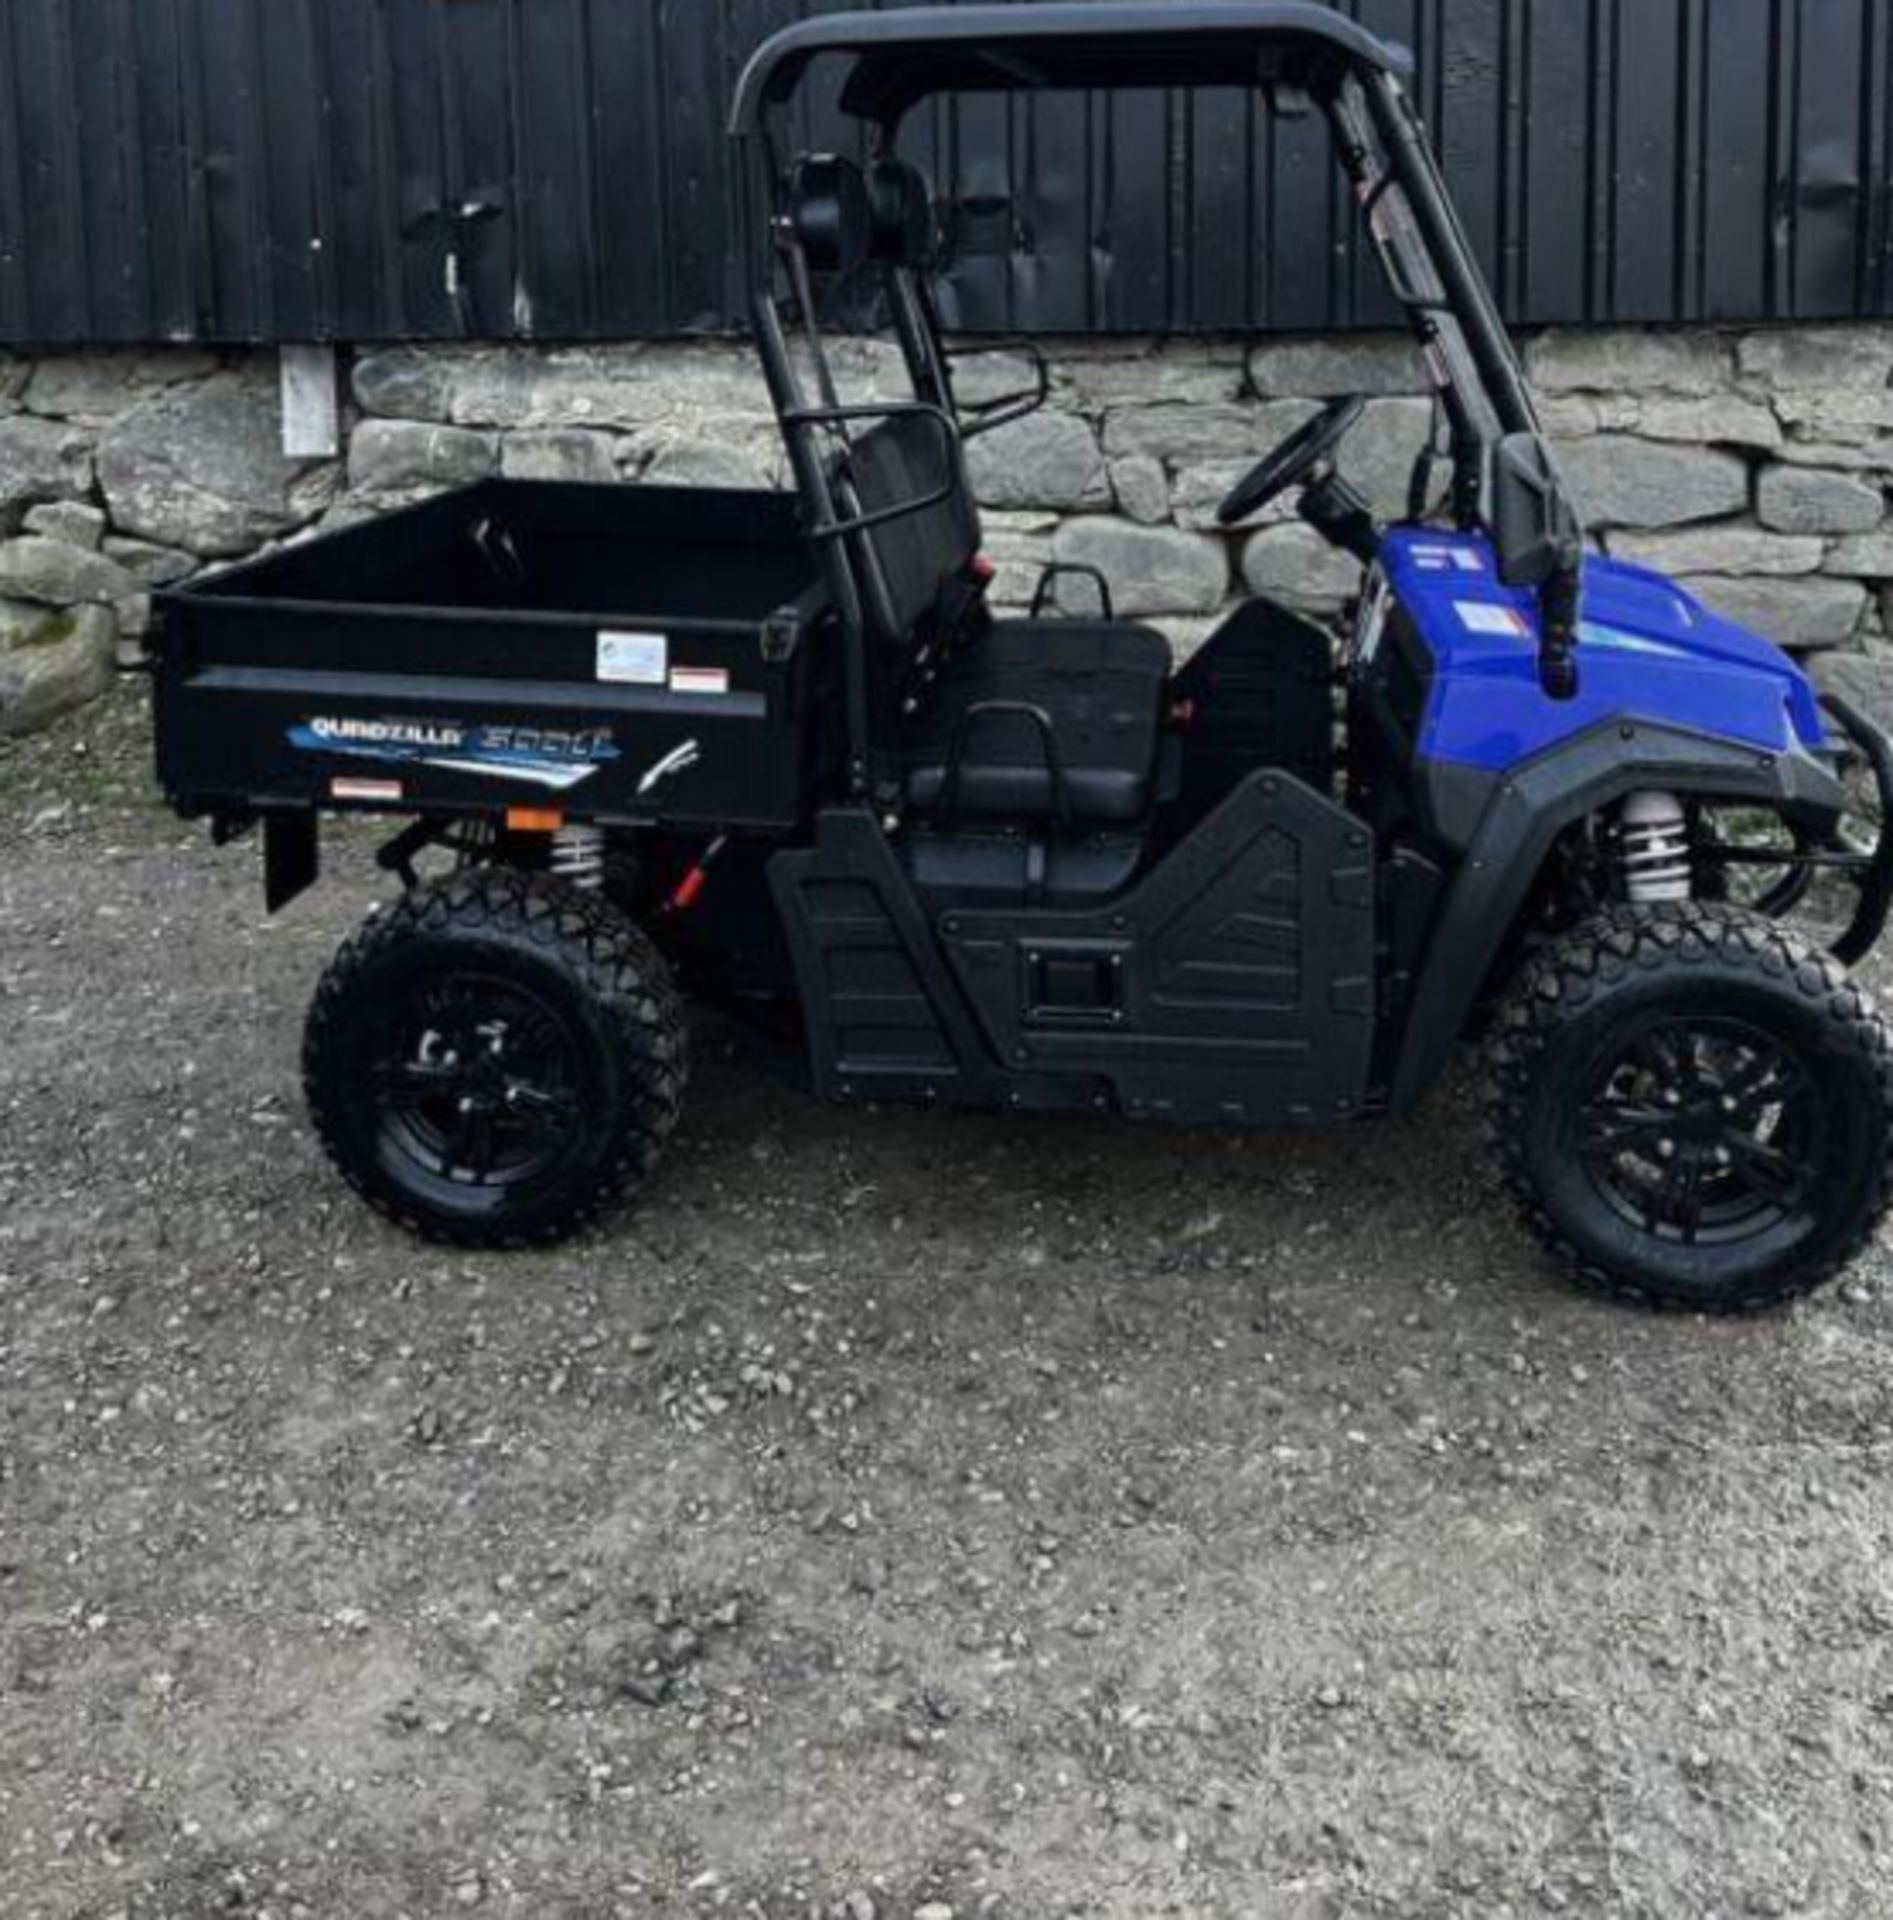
279, 345, 340, 460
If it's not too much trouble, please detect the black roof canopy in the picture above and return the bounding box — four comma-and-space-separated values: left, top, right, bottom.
730, 2, 1412, 134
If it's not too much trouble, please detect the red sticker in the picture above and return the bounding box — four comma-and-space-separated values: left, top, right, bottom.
331, 776, 405, 803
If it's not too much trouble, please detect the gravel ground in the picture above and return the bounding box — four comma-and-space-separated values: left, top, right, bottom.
7, 686, 1893, 1920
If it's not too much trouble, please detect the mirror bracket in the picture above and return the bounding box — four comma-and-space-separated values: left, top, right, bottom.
1487, 433, 1585, 702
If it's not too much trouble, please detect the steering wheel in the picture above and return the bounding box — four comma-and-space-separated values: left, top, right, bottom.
1216, 395, 1368, 528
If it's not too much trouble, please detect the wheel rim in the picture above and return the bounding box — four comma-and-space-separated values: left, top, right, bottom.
1573, 1014, 1827, 1248
370, 970, 586, 1190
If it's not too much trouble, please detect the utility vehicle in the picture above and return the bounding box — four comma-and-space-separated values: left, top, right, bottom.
151, 3, 1893, 1311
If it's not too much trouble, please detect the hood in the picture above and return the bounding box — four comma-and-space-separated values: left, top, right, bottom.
1579, 554, 1824, 684
1380, 531, 1831, 773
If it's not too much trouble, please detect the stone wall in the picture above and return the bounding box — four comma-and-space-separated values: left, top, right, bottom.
4, 323, 1893, 734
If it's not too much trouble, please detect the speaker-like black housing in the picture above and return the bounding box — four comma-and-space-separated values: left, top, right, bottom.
787, 154, 870, 273
868, 159, 937, 266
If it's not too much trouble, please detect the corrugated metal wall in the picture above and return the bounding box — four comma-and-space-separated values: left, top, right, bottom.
1, 0, 1889, 346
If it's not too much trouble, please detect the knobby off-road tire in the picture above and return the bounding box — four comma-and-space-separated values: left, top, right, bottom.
303, 868, 688, 1249
1483, 902, 1893, 1312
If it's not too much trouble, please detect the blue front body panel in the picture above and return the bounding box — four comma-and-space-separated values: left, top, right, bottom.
1378, 528, 1830, 774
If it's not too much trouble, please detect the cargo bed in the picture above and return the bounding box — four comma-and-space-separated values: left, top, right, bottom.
151, 479, 833, 832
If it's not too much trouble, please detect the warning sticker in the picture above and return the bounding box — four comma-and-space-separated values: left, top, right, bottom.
669, 665, 731, 697
597, 629, 668, 685
1455, 601, 1532, 638
331, 776, 405, 803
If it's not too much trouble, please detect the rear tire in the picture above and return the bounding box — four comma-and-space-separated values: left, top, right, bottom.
1483, 903, 1893, 1312
303, 868, 687, 1248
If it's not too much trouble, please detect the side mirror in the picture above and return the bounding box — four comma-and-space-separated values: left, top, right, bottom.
1488, 433, 1586, 701
1488, 433, 1583, 590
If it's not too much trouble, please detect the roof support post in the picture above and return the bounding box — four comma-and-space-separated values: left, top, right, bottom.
1360, 71, 1539, 444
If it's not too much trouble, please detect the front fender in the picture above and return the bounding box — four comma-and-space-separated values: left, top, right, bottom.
1387, 718, 1848, 1114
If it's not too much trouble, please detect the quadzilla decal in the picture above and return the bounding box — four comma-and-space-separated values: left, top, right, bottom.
289, 716, 621, 793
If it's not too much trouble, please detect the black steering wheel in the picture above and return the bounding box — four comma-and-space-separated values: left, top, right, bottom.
1216, 395, 1368, 528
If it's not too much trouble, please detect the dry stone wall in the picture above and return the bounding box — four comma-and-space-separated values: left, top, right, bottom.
4, 324, 1893, 735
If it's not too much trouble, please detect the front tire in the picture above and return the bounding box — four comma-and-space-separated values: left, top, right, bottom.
1484, 904, 1893, 1311
303, 868, 687, 1248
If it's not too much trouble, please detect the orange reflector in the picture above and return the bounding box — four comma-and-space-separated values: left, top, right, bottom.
505, 807, 565, 834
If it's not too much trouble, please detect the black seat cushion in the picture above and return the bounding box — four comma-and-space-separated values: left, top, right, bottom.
904, 627, 1169, 826
838, 412, 1171, 824
840, 414, 1171, 710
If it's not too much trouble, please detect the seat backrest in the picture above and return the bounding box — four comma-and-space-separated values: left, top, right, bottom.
837, 411, 984, 701
777, 153, 984, 712
850, 159, 969, 656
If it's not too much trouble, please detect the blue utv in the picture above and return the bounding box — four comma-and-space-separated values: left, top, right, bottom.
150, 3, 1893, 1311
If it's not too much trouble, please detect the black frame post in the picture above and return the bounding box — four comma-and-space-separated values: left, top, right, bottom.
1361, 71, 1540, 442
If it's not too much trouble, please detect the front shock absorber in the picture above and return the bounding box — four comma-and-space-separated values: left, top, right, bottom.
1617, 790, 1692, 905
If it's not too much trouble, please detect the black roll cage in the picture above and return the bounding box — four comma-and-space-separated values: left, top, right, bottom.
730, 2, 1565, 804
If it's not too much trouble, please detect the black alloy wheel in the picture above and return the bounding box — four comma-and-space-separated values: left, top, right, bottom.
373, 970, 588, 1193
1484, 904, 1893, 1311
305, 868, 687, 1248
1574, 1014, 1823, 1249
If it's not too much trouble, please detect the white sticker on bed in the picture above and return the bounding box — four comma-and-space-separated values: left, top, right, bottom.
596, 630, 669, 685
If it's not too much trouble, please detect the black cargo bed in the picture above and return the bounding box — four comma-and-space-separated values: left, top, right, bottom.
152, 480, 831, 831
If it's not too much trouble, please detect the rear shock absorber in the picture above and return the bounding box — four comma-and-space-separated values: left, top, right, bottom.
549, 822, 607, 891
1617, 790, 1693, 905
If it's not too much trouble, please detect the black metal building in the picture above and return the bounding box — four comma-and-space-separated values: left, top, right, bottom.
1, 0, 1889, 346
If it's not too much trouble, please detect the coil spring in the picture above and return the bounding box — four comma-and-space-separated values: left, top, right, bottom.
1618, 791, 1693, 905
454, 818, 498, 869
549, 822, 607, 891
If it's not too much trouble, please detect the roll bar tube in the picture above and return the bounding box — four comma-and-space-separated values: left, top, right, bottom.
732, 23, 1591, 777
1361, 70, 1585, 695
1360, 72, 1541, 444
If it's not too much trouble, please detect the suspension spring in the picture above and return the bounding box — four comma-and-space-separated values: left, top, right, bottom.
1618, 790, 1693, 905
549, 822, 607, 891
